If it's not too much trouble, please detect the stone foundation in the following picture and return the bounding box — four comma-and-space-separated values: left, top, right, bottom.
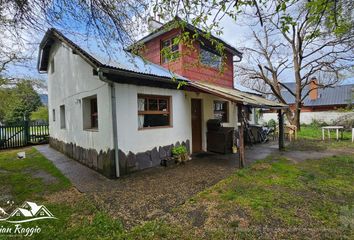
49, 137, 116, 178
118, 140, 190, 175
49, 137, 190, 177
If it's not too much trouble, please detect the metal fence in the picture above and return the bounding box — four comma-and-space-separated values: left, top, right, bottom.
0, 121, 49, 149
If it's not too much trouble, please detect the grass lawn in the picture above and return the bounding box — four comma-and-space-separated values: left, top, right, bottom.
298, 125, 352, 140
0, 142, 353, 239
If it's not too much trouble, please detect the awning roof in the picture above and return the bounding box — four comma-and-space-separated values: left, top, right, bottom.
188, 81, 288, 109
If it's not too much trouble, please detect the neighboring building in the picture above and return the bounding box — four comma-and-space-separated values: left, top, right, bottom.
261, 77, 354, 124
38, 18, 285, 178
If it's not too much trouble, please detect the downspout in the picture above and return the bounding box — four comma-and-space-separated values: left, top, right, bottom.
98, 70, 120, 178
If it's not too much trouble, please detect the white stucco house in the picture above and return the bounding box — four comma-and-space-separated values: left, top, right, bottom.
38, 23, 285, 178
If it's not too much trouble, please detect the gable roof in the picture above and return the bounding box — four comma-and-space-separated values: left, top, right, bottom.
281, 82, 354, 106
38, 28, 189, 82
130, 16, 243, 57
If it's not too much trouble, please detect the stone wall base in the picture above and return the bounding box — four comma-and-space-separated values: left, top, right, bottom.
49, 137, 116, 178
118, 140, 190, 175
49, 137, 190, 177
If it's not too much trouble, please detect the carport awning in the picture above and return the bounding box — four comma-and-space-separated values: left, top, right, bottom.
188, 81, 288, 109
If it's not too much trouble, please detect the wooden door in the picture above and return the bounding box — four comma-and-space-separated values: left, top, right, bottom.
191, 99, 202, 152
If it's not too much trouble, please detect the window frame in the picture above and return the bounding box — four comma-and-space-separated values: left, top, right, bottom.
52, 109, 56, 122
161, 36, 180, 64
199, 46, 222, 69
213, 100, 229, 123
137, 94, 172, 130
90, 98, 98, 129
60, 105, 66, 129
50, 58, 55, 74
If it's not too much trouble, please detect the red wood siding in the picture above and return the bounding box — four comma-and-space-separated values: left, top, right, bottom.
139, 28, 234, 88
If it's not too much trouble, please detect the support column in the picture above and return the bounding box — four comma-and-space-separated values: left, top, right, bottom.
278, 109, 285, 150
237, 104, 245, 168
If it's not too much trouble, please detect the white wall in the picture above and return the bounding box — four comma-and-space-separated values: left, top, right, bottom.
261, 111, 353, 125
48, 41, 114, 152
185, 92, 239, 151
115, 84, 191, 153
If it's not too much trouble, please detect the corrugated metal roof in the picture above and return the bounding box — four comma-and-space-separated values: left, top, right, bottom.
38, 28, 189, 81
190, 81, 288, 109
281, 82, 354, 106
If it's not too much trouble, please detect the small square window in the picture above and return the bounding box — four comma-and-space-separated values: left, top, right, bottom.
52, 109, 56, 122
83, 95, 98, 130
60, 105, 66, 129
214, 101, 228, 123
161, 36, 179, 64
50, 59, 55, 74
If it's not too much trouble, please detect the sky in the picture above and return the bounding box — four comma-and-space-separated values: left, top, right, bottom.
2, 5, 354, 86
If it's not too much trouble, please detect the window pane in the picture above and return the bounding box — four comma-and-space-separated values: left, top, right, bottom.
213, 101, 228, 122
200, 48, 221, 68
148, 98, 158, 110
140, 114, 170, 128
138, 98, 146, 111
158, 99, 168, 111
162, 39, 170, 48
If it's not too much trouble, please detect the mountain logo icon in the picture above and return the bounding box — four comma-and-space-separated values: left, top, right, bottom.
0, 201, 56, 223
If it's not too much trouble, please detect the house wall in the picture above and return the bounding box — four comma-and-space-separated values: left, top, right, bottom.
114, 84, 239, 174
139, 28, 234, 88
47, 41, 116, 178
261, 111, 352, 125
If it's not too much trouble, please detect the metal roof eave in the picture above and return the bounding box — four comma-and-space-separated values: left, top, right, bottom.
188, 81, 288, 109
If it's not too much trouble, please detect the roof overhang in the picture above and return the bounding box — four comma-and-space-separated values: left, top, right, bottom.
187, 81, 288, 109
128, 17, 243, 58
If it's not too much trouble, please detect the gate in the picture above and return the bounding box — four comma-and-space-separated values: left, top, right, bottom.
0, 121, 49, 150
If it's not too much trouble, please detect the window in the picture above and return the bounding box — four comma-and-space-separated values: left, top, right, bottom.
161, 36, 179, 63
82, 95, 98, 130
50, 59, 55, 74
52, 109, 56, 122
214, 101, 228, 123
137, 94, 171, 129
60, 105, 66, 129
200, 47, 222, 68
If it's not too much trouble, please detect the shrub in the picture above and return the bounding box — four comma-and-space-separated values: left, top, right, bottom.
172, 146, 187, 156
267, 119, 277, 128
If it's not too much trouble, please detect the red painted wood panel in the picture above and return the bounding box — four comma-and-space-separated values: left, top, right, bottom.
139, 27, 235, 88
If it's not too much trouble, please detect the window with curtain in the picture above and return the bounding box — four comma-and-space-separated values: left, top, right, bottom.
213, 101, 228, 123
137, 94, 171, 129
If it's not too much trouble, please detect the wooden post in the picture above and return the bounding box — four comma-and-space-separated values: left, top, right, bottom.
278, 109, 284, 150
238, 104, 245, 168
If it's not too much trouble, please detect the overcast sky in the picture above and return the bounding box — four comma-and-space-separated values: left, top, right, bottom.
3, 13, 354, 86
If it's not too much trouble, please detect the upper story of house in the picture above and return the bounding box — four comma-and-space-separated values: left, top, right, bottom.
130, 17, 242, 88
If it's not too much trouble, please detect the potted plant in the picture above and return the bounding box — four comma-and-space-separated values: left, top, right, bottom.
172, 145, 189, 164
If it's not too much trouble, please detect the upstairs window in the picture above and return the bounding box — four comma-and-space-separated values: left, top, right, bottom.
138, 94, 171, 129
200, 47, 222, 69
83, 95, 98, 130
213, 101, 228, 123
161, 37, 179, 64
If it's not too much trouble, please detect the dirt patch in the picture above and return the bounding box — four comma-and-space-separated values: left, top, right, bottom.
25, 169, 59, 185
251, 163, 272, 170
45, 187, 83, 204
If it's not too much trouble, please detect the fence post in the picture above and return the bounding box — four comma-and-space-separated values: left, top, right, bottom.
24, 120, 30, 145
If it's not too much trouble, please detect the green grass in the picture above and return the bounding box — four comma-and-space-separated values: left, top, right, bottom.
0, 146, 353, 239
163, 154, 354, 239
298, 125, 352, 140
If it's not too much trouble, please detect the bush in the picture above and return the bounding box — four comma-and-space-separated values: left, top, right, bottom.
309, 119, 327, 128
172, 146, 187, 156
267, 119, 277, 128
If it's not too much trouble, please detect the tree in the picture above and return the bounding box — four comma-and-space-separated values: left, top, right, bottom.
152, 0, 354, 129
31, 106, 48, 122
0, 80, 42, 123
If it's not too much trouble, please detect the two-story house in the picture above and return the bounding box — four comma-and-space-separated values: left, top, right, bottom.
38, 18, 285, 178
